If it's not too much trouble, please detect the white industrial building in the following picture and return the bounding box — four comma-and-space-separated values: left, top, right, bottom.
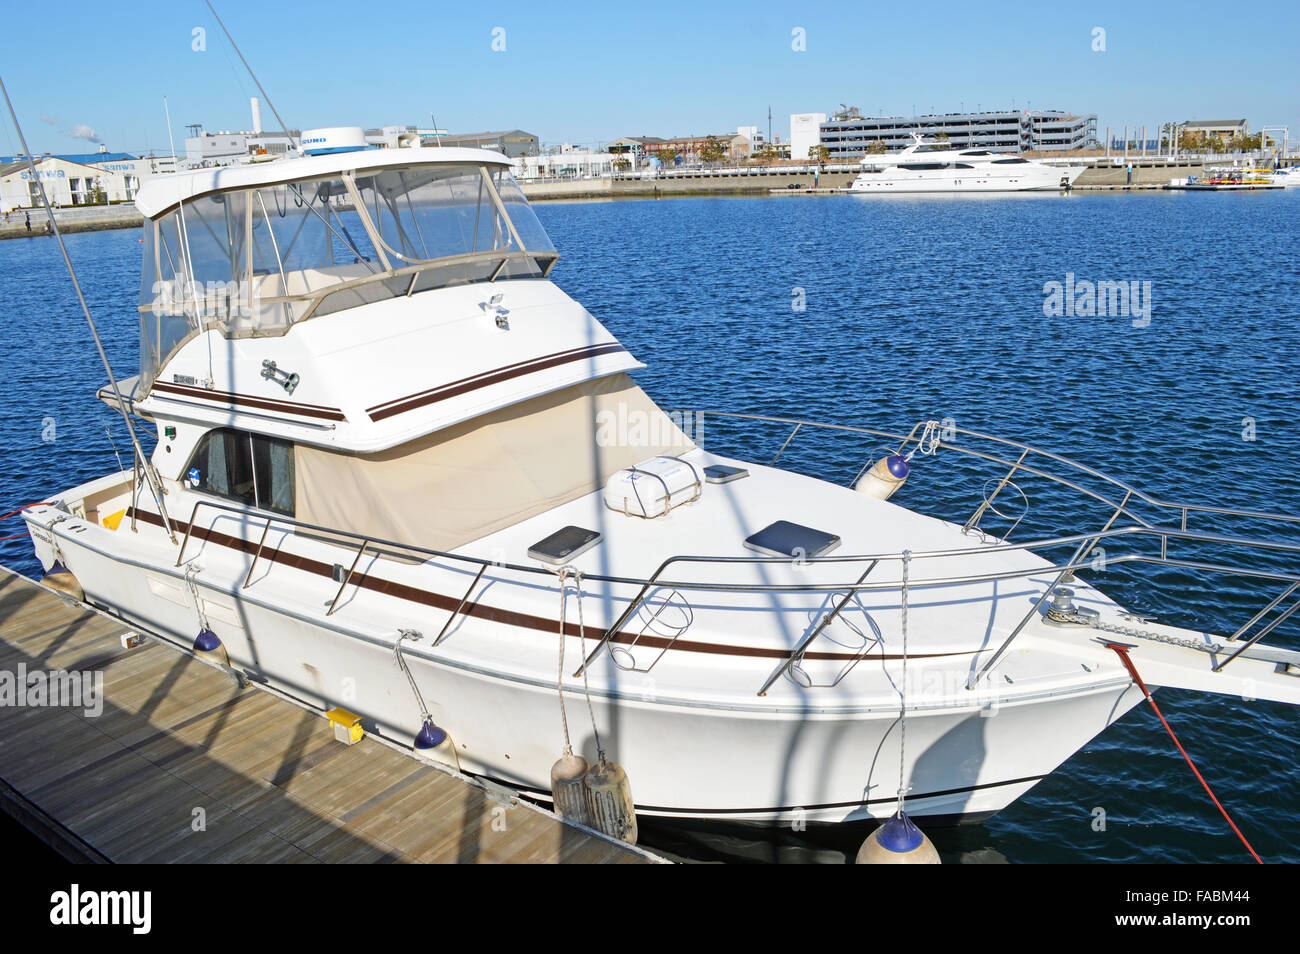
1, 156, 125, 214
790, 112, 828, 160
0, 150, 180, 214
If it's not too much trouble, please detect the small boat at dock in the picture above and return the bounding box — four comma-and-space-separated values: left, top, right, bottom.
1167, 166, 1283, 190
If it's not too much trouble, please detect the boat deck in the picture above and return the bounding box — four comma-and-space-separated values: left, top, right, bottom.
0, 566, 659, 864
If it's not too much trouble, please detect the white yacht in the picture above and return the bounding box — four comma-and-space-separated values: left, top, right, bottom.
848, 135, 1085, 193
21, 129, 1300, 835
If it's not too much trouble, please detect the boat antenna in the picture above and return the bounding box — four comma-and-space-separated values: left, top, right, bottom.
203, 0, 294, 150
0, 73, 178, 544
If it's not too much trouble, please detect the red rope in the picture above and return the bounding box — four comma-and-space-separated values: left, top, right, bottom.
0, 502, 50, 542
1105, 642, 1262, 864
0, 502, 50, 522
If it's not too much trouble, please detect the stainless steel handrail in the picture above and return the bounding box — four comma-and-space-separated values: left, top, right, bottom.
694, 411, 1300, 530
160, 497, 1300, 688
757, 560, 880, 695
169, 497, 1300, 595
152, 411, 1300, 679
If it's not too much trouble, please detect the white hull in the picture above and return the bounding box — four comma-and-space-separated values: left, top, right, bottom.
849, 165, 1079, 193
22, 484, 1162, 826
847, 137, 1084, 194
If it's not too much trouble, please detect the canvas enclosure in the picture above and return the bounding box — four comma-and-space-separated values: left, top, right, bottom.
294, 373, 693, 552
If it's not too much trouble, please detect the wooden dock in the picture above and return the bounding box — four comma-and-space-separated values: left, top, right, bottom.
0, 567, 660, 864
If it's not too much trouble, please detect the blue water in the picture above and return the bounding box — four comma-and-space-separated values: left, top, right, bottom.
2, 191, 1298, 863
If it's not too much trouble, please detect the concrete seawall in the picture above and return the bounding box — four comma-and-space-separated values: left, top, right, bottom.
1075, 161, 1204, 187
519, 161, 1208, 201
522, 171, 858, 201
0, 204, 142, 240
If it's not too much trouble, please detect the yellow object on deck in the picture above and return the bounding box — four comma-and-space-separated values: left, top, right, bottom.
326, 707, 365, 745
103, 509, 125, 531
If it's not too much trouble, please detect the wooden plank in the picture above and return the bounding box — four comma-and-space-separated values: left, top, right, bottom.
0, 567, 657, 865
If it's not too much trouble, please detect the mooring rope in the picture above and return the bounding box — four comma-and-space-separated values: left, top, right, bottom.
552, 566, 604, 761
569, 568, 605, 762
393, 630, 434, 727
907, 420, 943, 461
0, 502, 51, 542
1105, 642, 1262, 864
553, 567, 575, 755
181, 564, 211, 633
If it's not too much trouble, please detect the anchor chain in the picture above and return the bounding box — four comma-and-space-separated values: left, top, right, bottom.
1050, 606, 1227, 655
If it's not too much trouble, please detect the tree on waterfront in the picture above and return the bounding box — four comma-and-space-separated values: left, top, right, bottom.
699, 136, 726, 166
1227, 132, 1262, 153
654, 147, 677, 168
863, 140, 887, 155
808, 145, 830, 162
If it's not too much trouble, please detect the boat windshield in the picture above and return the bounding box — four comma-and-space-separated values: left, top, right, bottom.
138, 162, 557, 386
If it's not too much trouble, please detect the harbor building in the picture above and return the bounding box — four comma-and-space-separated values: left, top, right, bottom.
736, 126, 788, 159
184, 128, 300, 166
513, 150, 616, 179
0, 147, 178, 212
607, 136, 668, 163
435, 130, 539, 157
1179, 119, 1249, 145
609, 133, 751, 165
817, 107, 1098, 158
790, 113, 827, 160
182, 97, 300, 167
365, 125, 446, 149
0, 155, 139, 213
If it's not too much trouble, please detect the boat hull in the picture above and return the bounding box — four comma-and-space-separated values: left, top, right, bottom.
849, 164, 1080, 194
35, 519, 1148, 826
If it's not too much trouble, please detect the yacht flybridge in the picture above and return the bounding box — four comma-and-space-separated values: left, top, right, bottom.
848, 135, 1085, 193
22, 131, 1300, 835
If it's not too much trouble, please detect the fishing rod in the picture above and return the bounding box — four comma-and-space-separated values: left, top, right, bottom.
0, 74, 178, 544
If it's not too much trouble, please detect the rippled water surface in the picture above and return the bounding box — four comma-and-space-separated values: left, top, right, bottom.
2, 190, 1298, 863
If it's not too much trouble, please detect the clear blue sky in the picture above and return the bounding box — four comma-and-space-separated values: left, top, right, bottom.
2, 0, 1297, 156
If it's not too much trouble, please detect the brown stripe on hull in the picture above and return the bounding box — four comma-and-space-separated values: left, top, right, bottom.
366, 343, 628, 422
151, 381, 347, 422
126, 507, 967, 664
365, 342, 599, 415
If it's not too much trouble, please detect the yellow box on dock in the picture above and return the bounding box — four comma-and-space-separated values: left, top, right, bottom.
326, 707, 364, 745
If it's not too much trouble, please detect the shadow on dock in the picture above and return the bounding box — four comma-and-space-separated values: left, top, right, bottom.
0, 569, 653, 864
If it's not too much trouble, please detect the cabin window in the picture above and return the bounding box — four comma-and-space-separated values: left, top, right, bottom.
992, 158, 1029, 164
185, 428, 295, 516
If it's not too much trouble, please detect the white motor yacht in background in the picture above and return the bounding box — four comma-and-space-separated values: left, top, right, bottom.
22, 128, 1300, 836
848, 134, 1084, 193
